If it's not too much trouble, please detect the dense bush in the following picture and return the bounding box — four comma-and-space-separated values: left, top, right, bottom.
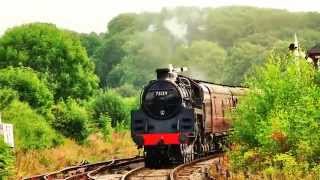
91, 90, 131, 127
0, 23, 99, 100
97, 114, 113, 139
2, 100, 62, 150
0, 138, 14, 178
113, 84, 139, 97
0, 88, 18, 110
0, 67, 53, 114
51, 99, 91, 142
231, 55, 320, 176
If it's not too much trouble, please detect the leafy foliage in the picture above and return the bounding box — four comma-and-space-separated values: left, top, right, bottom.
97, 114, 113, 139
93, 6, 320, 88
91, 90, 132, 127
113, 84, 139, 97
2, 100, 62, 150
0, 88, 18, 110
1, 6, 320, 177
231, 55, 320, 175
223, 42, 266, 85
93, 13, 148, 87
0, 23, 99, 100
79, 32, 103, 57
107, 13, 145, 34
0, 138, 14, 178
93, 31, 131, 87
51, 99, 91, 142
0, 67, 53, 114
106, 31, 175, 88
173, 40, 227, 83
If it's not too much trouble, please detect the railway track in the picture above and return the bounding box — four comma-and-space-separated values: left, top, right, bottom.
122, 166, 173, 180
170, 153, 226, 180
24, 156, 143, 180
25, 153, 226, 180
123, 153, 225, 180
88, 157, 144, 180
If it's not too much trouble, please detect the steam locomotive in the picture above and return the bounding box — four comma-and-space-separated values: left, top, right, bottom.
131, 65, 246, 167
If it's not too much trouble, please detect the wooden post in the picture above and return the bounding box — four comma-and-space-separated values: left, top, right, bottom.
0, 112, 14, 148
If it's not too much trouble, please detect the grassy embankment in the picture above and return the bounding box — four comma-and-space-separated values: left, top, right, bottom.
16, 132, 138, 178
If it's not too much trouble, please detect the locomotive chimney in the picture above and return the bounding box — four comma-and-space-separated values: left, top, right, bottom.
156, 68, 171, 80
156, 64, 188, 80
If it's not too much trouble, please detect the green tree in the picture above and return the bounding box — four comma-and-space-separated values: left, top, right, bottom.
0, 23, 98, 100
174, 40, 227, 83
94, 32, 129, 87
107, 13, 143, 34
0, 67, 53, 114
96, 6, 320, 88
79, 32, 103, 57
106, 31, 175, 88
223, 42, 266, 85
93, 13, 152, 87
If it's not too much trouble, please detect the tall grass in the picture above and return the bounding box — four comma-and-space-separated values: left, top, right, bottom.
16, 132, 138, 178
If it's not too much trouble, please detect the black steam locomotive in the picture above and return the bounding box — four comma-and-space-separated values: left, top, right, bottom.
131, 65, 246, 167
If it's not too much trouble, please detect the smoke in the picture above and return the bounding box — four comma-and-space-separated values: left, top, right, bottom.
188, 67, 209, 81
147, 24, 157, 32
163, 17, 187, 42
197, 25, 207, 31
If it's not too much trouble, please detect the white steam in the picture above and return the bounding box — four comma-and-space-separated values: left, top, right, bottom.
147, 24, 157, 32
189, 67, 209, 81
163, 17, 187, 42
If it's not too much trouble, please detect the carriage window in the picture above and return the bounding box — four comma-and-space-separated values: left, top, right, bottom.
221, 100, 225, 117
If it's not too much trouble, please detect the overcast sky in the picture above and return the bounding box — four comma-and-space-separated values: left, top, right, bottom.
0, 0, 319, 35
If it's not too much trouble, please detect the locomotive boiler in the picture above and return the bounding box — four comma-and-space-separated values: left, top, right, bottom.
131, 65, 246, 167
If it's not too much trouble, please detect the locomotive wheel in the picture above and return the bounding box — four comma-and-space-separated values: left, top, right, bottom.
180, 144, 194, 163
194, 143, 201, 159
190, 145, 194, 161
203, 137, 210, 155
180, 144, 186, 163
208, 135, 214, 153
214, 136, 225, 152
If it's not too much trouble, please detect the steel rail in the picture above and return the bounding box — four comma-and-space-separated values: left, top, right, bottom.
170, 153, 223, 180
24, 156, 142, 180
